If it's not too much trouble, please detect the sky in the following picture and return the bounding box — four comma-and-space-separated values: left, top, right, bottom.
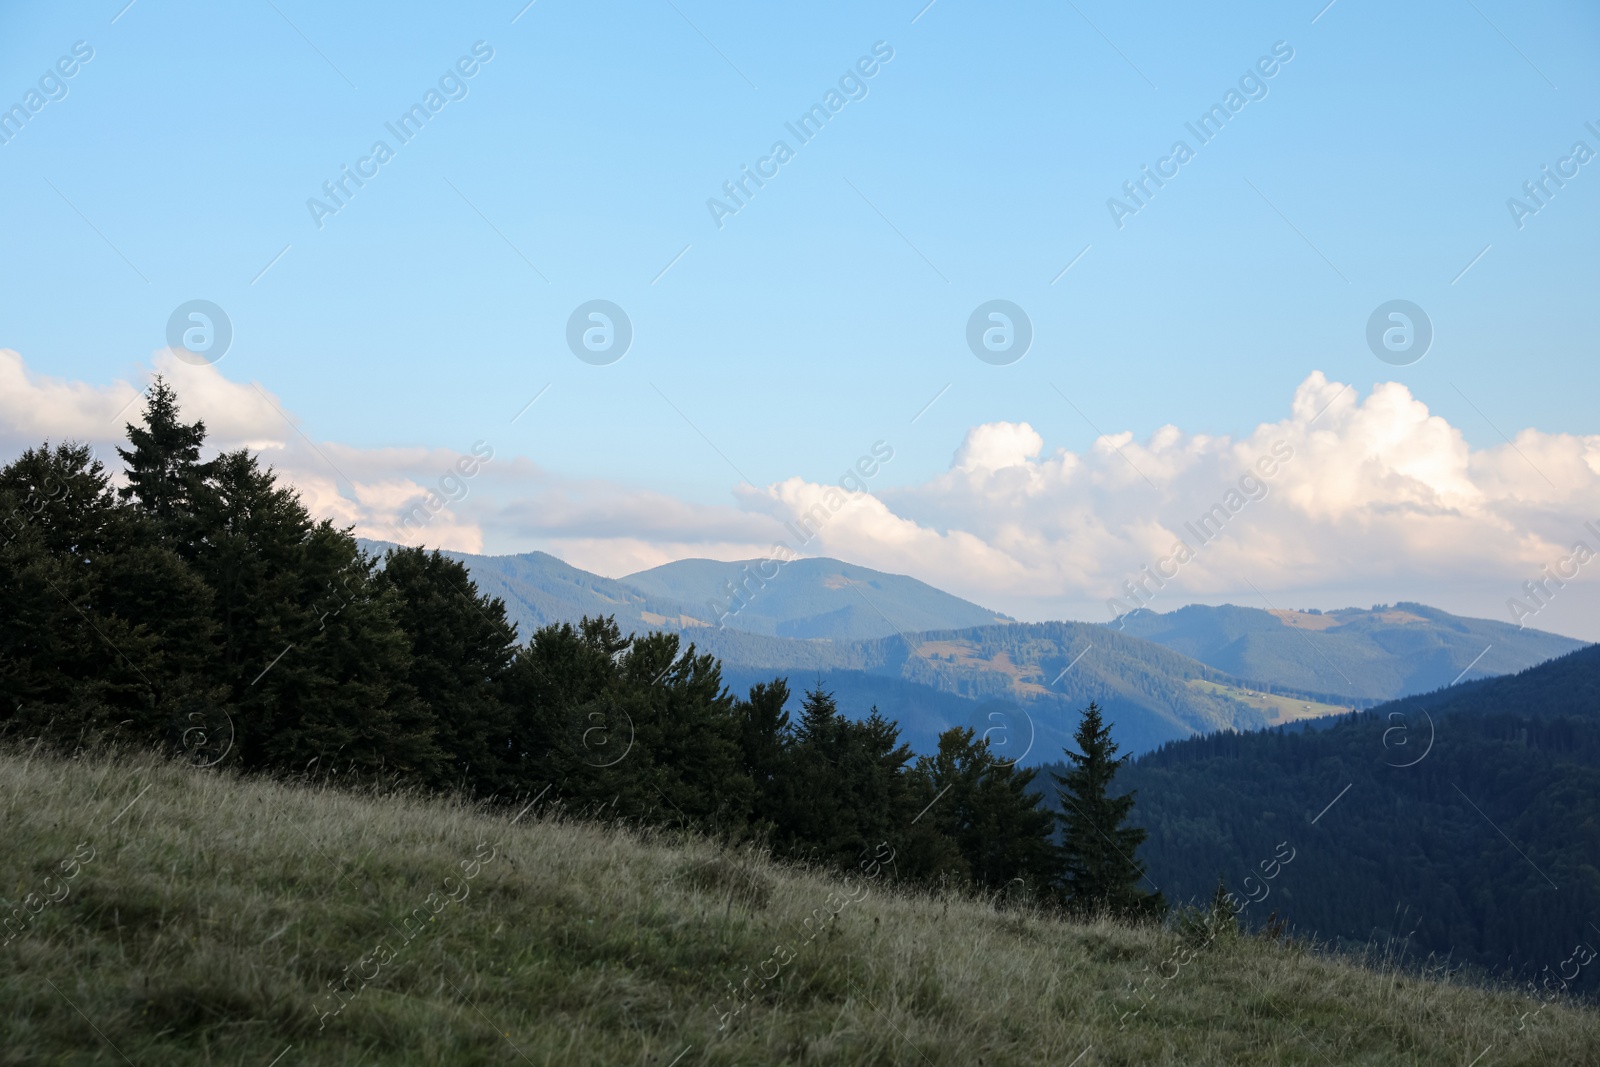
2, 0, 1599, 640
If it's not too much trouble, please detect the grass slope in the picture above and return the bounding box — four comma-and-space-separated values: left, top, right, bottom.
5, 750, 1596, 1065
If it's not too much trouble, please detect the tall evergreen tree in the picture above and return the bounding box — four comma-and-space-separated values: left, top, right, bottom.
1, 443, 155, 739
838, 707, 921, 860
621, 628, 750, 832
115, 378, 208, 524
1053, 702, 1164, 918
773, 686, 856, 864
735, 678, 791, 833
380, 546, 518, 793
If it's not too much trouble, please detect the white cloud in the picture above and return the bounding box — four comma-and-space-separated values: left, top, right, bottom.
0, 350, 495, 552
736, 372, 1600, 637
953, 421, 1043, 472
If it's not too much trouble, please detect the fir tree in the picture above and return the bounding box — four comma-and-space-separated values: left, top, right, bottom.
735, 678, 792, 824
1053, 702, 1165, 918
915, 725, 1060, 896
187, 449, 440, 778
380, 546, 518, 793
115, 378, 207, 524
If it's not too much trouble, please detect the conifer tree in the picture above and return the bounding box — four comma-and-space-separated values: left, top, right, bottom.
839, 707, 921, 862
1053, 702, 1165, 918
380, 546, 518, 793
185, 449, 439, 778
735, 678, 791, 817
915, 725, 1060, 896
115, 378, 207, 524
623, 629, 749, 831
775, 685, 851, 862
0, 442, 220, 747
1, 443, 155, 737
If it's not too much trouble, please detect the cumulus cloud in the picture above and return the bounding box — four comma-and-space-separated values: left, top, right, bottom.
736, 372, 1600, 635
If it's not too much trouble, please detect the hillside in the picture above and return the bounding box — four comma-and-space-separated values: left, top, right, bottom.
1110, 645, 1600, 991
690, 621, 1355, 762
4, 751, 1597, 1066
1116, 602, 1587, 701
622, 556, 1013, 640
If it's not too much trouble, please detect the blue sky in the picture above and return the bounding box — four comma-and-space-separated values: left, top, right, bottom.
3, 0, 1599, 636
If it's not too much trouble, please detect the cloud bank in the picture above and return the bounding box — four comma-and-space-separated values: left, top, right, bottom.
4, 350, 1597, 639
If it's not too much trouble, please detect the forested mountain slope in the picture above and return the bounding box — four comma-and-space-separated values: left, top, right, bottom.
1103, 645, 1600, 992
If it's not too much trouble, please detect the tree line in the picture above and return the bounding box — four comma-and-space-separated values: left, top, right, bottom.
0, 381, 1162, 917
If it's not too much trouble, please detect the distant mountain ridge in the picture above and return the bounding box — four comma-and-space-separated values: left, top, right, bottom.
686, 619, 1357, 762
621, 556, 1013, 640
360, 541, 1588, 761
1115, 601, 1585, 701
359, 542, 1010, 644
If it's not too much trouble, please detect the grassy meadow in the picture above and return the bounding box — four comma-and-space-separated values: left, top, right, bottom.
2, 746, 1596, 1066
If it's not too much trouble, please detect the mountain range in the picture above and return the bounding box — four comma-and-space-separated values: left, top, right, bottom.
1116, 600, 1580, 701
363, 541, 1586, 761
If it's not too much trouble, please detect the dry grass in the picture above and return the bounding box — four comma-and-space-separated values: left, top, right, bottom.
1, 746, 1595, 1065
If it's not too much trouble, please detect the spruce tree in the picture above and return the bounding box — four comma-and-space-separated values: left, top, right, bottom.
623, 629, 749, 832
735, 678, 791, 815
115, 378, 207, 524
839, 707, 920, 864
0, 443, 156, 738
1053, 702, 1165, 918
774, 685, 850, 861
380, 547, 518, 793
